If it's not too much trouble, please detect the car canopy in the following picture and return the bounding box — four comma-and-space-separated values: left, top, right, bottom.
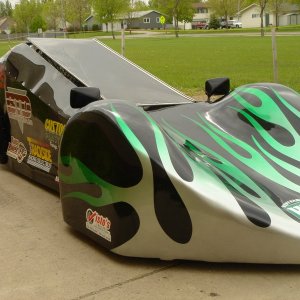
28, 38, 193, 105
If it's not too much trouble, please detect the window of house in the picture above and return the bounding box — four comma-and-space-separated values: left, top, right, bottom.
252, 14, 260, 18
143, 18, 150, 23
156, 17, 160, 23
197, 8, 208, 13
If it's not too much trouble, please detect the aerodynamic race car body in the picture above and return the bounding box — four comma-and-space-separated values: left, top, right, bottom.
1, 38, 300, 264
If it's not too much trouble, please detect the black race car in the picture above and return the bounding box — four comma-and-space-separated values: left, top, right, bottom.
1, 38, 300, 263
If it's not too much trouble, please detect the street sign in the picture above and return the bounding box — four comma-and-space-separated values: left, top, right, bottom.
160, 16, 166, 24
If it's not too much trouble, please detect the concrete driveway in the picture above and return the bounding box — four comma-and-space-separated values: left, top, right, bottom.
1, 164, 300, 300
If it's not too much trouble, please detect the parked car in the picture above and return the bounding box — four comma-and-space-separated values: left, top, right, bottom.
2, 38, 300, 263
220, 19, 243, 29
192, 21, 207, 29
228, 20, 242, 28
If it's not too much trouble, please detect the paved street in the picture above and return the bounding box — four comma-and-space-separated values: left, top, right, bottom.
98, 30, 300, 39
1, 164, 300, 300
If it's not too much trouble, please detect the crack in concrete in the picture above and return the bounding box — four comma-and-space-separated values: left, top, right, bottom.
71, 262, 180, 300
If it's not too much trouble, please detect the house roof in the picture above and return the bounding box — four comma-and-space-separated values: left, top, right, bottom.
85, 10, 166, 23
237, 3, 259, 15
84, 15, 94, 22
124, 10, 167, 19
236, 2, 300, 16
0, 17, 14, 31
130, 10, 158, 18
192, 2, 209, 9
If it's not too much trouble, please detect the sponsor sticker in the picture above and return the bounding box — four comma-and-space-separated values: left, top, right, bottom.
282, 199, 300, 220
44, 119, 65, 149
6, 87, 33, 132
27, 137, 52, 172
7, 136, 27, 163
0, 64, 6, 89
86, 209, 111, 242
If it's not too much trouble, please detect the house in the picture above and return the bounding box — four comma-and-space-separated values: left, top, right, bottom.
0, 17, 15, 33
84, 15, 102, 31
125, 10, 168, 30
177, 2, 211, 30
191, 2, 211, 28
236, 3, 300, 28
236, 4, 271, 28
85, 10, 168, 32
276, 4, 300, 26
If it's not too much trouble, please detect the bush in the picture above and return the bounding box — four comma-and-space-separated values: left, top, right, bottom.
209, 15, 220, 29
92, 24, 99, 31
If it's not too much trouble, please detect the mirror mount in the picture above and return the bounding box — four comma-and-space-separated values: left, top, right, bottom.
205, 77, 230, 103
70, 87, 101, 109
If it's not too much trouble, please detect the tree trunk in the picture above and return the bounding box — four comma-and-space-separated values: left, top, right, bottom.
260, 8, 264, 37
173, 16, 179, 38
111, 22, 115, 40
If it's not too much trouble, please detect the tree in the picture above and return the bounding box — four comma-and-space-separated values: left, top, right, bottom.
268, 0, 285, 28
30, 14, 47, 32
127, 0, 150, 33
66, 0, 91, 31
208, 14, 220, 28
151, 0, 194, 37
0, 0, 12, 17
134, 0, 149, 11
177, 0, 194, 30
91, 0, 130, 39
208, 0, 237, 26
5, 0, 12, 16
258, 0, 269, 36
0, 2, 5, 17
13, 0, 44, 33
43, 0, 61, 32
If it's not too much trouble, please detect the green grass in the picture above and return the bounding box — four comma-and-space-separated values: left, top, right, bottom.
0, 41, 21, 54
100, 36, 300, 97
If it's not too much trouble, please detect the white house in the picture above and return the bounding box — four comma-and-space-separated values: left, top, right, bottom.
236, 4, 271, 28
277, 4, 300, 26
178, 2, 211, 30
236, 3, 300, 28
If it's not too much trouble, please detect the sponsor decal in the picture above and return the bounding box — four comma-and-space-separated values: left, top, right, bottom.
282, 199, 300, 220
27, 137, 52, 172
0, 64, 5, 89
6, 87, 33, 132
44, 119, 65, 149
86, 209, 111, 242
6, 136, 27, 163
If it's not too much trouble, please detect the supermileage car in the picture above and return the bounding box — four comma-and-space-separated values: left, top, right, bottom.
1, 38, 300, 264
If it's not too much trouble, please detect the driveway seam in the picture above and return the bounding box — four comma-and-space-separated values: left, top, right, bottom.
71, 262, 181, 300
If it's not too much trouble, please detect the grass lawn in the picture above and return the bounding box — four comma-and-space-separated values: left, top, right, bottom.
100, 36, 300, 98
0, 41, 21, 55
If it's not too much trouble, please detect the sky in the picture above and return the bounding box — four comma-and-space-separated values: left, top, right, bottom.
9, 0, 19, 7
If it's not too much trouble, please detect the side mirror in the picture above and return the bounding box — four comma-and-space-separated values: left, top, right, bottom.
70, 87, 101, 109
205, 77, 230, 102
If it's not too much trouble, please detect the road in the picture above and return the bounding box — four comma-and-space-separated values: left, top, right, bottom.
98, 30, 300, 39
1, 164, 300, 300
